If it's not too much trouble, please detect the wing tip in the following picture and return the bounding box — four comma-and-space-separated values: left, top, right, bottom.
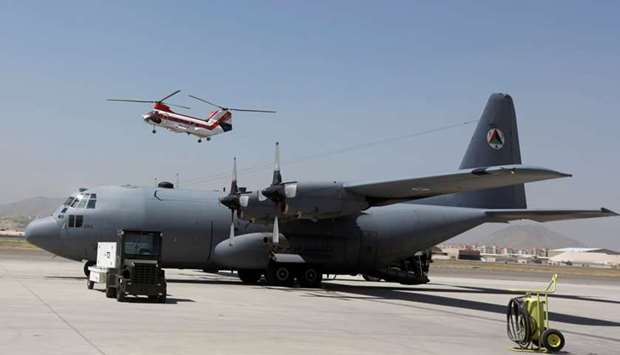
601, 207, 619, 216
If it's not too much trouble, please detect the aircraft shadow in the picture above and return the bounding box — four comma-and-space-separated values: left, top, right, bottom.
320, 283, 620, 327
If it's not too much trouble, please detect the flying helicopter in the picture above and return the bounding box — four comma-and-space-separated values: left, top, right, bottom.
107, 90, 276, 142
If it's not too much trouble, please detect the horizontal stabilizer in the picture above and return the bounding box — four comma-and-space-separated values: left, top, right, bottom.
346, 165, 570, 206
486, 208, 619, 223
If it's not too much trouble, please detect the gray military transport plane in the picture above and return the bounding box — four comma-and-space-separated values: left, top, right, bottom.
25, 93, 617, 287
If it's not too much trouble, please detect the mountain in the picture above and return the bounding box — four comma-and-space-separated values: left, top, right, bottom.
454, 224, 586, 249
0, 197, 64, 218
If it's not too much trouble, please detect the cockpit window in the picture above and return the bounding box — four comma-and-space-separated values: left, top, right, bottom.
87, 194, 97, 209
64, 197, 75, 206
69, 193, 97, 209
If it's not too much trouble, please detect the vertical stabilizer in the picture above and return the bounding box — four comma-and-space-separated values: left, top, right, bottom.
454, 93, 527, 209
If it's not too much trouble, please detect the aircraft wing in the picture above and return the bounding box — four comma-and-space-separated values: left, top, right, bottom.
345, 165, 571, 206
485, 208, 619, 223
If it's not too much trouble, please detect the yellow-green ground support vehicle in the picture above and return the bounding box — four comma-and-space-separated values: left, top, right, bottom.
506, 274, 565, 353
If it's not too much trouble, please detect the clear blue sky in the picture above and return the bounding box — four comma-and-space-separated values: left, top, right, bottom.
1, 1, 619, 246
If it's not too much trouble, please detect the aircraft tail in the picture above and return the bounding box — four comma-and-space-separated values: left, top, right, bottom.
452, 93, 527, 209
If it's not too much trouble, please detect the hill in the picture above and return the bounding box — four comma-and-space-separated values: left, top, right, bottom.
0, 197, 63, 218
460, 224, 586, 249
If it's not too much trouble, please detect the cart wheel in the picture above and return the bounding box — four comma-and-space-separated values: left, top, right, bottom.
86, 280, 94, 289
542, 328, 565, 353
116, 289, 125, 302
105, 287, 116, 298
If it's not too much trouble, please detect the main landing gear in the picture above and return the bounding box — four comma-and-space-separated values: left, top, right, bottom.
236, 264, 323, 288
197, 137, 211, 143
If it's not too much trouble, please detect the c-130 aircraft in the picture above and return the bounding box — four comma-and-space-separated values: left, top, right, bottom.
25, 94, 617, 287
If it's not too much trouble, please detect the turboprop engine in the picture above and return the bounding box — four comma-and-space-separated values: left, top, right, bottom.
212, 215, 289, 270
219, 143, 369, 223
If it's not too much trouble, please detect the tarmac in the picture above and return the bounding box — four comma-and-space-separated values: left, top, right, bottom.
1, 249, 619, 355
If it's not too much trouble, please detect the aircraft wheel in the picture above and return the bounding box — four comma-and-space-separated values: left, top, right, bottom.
541, 328, 565, 353
265, 263, 294, 286
152, 129, 156, 134
198, 139, 202, 143
83, 261, 95, 277
299, 266, 322, 288
238, 269, 262, 284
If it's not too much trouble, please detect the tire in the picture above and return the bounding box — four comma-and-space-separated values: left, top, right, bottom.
299, 266, 322, 288
159, 294, 167, 304
116, 281, 125, 302
83, 261, 95, 277
541, 328, 565, 353
87, 280, 94, 289
362, 274, 381, 282
265, 263, 294, 286
105, 287, 117, 298
238, 270, 262, 284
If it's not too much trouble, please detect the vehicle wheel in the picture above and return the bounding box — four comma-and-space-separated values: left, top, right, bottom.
159, 294, 167, 304
105, 287, 117, 298
541, 328, 565, 353
265, 264, 294, 286
116, 287, 125, 302
238, 269, 262, 284
362, 274, 381, 282
299, 266, 322, 288
83, 261, 95, 277
86, 280, 94, 289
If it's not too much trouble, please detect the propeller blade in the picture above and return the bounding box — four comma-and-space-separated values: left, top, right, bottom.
188, 95, 225, 110
272, 216, 279, 245
231, 157, 239, 194
159, 90, 181, 103
272, 142, 282, 185
228, 108, 277, 113
106, 99, 157, 103
228, 222, 235, 246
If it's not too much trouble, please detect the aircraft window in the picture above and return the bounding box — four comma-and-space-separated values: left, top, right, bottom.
87, 194, 97, 209
61, 207, 68, 214
75, 215, 84, 228
70, 198, 80, 207
77, 198, 88, 209
64, 197, 75, 206
68, 215, 75, 228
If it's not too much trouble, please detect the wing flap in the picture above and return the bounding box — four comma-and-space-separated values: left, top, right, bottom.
485, 208, 618, 223
345, 165, 570, 205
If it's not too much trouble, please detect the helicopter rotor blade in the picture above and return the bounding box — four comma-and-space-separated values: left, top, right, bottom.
159, 90, 182, 103
106, 99, 157, 103
227, 108, 277, 113
166, 103, 191, 110
188, 95, 225, 110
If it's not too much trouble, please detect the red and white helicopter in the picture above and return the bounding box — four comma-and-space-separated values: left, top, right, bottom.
107, 90, 276, 142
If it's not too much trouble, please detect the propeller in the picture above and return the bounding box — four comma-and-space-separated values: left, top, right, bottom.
220, 157, 242, 218
188, 95, 276, 113
107, 90, 191, 109
261, 142, 287, 213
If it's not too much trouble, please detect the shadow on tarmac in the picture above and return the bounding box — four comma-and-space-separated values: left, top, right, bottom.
320, 283, 620, 327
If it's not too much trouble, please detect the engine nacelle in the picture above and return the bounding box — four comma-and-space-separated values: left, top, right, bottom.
212, 232, 286, 270
239, 182, 368, 223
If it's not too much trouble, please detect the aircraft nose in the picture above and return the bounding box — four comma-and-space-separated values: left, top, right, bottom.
25, 216, 61, 252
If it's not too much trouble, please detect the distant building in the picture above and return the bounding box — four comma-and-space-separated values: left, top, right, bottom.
548, 248, 620, 258
549, 249, 620, 268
